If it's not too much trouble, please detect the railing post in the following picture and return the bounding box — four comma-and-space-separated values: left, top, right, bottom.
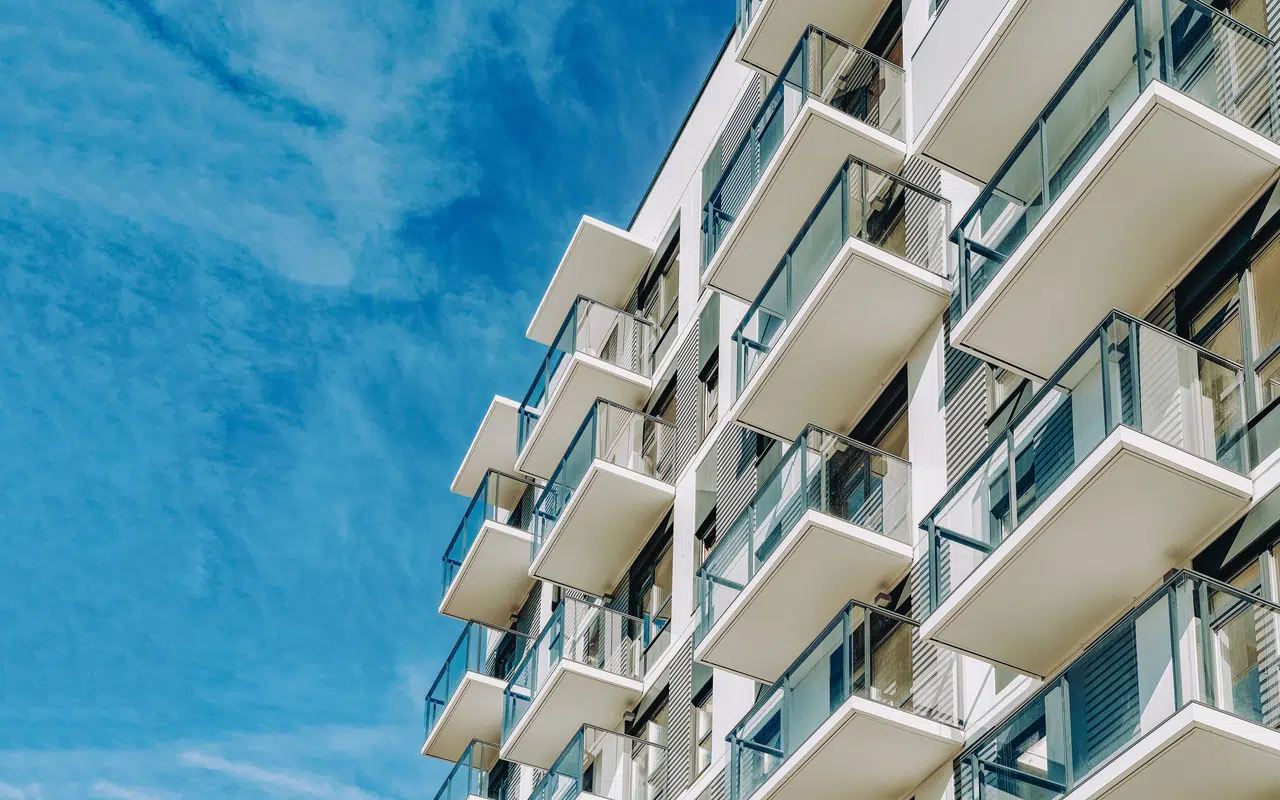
1133, 0, 1147, 90
842, 606, 853, 703
1197, 580, 1218, 707
1005, 430, 1018, 534
859, 161, 869, 241
928, 519, 941, 612
1160, 0, 1174, 84
863, 607, 874, 702
1099, 322, 1114, 433
1037, 117, 1050, 206
957, 232, 971, 310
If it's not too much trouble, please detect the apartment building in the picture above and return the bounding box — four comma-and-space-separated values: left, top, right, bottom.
424, 1, 1280, 799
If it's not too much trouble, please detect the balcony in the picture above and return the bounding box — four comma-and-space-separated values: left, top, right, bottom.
695, 426, 914, 683
529, 726, 668, 800
432, 740, 506, 800
702, 26, 906, 302
502, 598, 644, 769
734, 0, 895, 76
950, 0, 1280, 380
728, 601, 965, 800
726, 158, 950, 440
953, 571, 1280, 800
440, 469, 539, 628
526, 217, 656, 347
516, 298, 655, 480
529, 400, 676, 597
912, 0, 1123, 183
451, 396, 522, 501
423, 623, 529, 762
922, 312, 1253, 678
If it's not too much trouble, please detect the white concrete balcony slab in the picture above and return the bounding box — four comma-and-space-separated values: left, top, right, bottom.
526, 217, 655, 347
439, 470, 539, 628
423, 623, 528, 763
702, 27, 906, 302
695, 427, 914, 683
529, 401, 676, 596
501, 599, 644, 769
950, 2, 1280, 380
515, 299, 655, 480
724, 158, 949, 440
921, 314, 1253, 678
735, 0, 893, 76
912, 0, 1121, 183
1062, 705, 1280, 800
451, 396, 521, 500
730, 602, 965, 800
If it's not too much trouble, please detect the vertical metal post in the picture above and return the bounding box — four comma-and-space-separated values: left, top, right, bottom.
928, 520, 941, 612
958, 231, 971, 309
1059, 675, 1075, 789
1005, 430, 1018, 533
1167, 581, 1183, 709
1129, 318, 1143, 432
842, 606, 853, 703
1037, 117, 1050, 206
1197, 581, 1217, 707
1161, 0, 1175, 84
1100, 323, 1114, 433
863, 607, 874, 702
1133, 0, 1147, 89
859, 162, 869, 241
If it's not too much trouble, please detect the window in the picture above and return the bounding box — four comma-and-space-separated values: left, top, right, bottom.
640, 232, 680, 366
701, 356, 719, 436
693, 685, 714, 777
986, 366, 1034, 441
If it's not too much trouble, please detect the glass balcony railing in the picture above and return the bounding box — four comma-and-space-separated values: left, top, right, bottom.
953, 0, 1278, 314
441, 469, 539, 598
640, 595, 674, 676
529, 725, 669, 800
518, 298, 657, 454
729, 600, 964, 800
502, 597, 642, 740
696, 426, 911, 644
732, 157, 949, 396
923, 311, 1248, 617
702, 26, 906, 271
433, 740, 504, 800
953, 570, 1280, 799
531, 399, 676, 558
425, 622, 529, 741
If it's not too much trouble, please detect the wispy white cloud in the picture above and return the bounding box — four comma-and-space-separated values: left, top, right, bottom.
181, 750, 378, 798
90, 780, 170, 800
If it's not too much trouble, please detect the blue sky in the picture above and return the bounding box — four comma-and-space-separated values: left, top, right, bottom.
0, 1, 725, 796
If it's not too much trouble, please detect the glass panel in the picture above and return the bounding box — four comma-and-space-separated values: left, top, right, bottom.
531, 727, 669, 800
442, 470, 537, 598
426, 624, 527, 741
922, 313, 1248, 615
1252, 235, 1280, 355
503, 598, 642, 740
434, 741, 504, 800
531, 400, 676, 560
702, 27, 906, 270
728, 602, 962, 800
518, 299, 657, 453
695, 427, 911, 643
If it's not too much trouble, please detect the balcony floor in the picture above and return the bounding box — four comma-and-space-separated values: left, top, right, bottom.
729, 237, 949, 441
1063, 704, 1280, 800
421, 672, 506, 763
703, 99, 907, 303
529, 461, 674, 597
954, 83, 1280, 381
439, 520, 535, 628
748, 694, 963, 800
737, 0, 891, 75
921, 428, 1252, 678
515, 355, 650, 480
499, 661, 643, 769
695, 509, 913, 683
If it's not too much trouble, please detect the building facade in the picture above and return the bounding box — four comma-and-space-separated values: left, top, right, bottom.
425, 1, 1280, 799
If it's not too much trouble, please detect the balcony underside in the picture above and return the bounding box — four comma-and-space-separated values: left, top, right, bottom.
500, 662, 643, 769
529, 461, 675, 597
749, 695, 963, 800
954, 84, 1280, 380
1063, 704, 1280, 800
703, 100, 908, 302
914, 0, 1119, 182
921, 428, 1251, 678
730, 238, 949, 440
695, 509, 913, 684
737, 0, 892, 76
439, 520, 535, 628
422, 673, 506, 762
515, 356, 650, 480
526, 217, 655, 347
452, 397, 521, 499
